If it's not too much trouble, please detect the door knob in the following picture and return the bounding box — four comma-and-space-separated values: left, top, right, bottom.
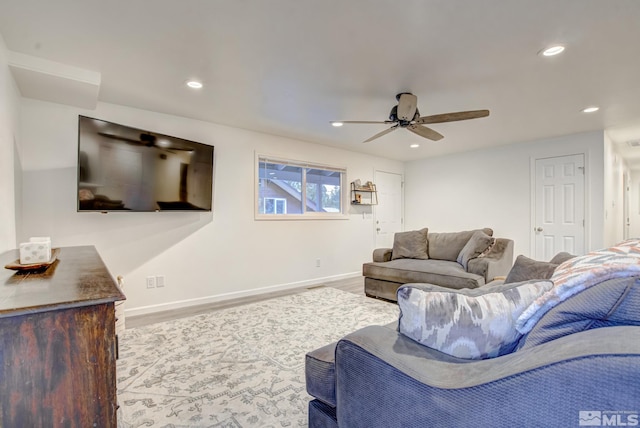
535, 227, 543, 232
376, 227, 381, 232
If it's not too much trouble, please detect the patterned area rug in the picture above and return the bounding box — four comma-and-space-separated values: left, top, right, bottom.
117, 287, 399, 427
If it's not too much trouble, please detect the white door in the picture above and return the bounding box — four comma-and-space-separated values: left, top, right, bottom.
374, 171, 403, 248
534, 154, 585, 260
624, 172, 630, 240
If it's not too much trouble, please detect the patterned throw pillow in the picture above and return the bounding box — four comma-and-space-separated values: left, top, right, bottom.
516, 239, 640, 334
456, 231, 494, 270
397, 281, 553, 359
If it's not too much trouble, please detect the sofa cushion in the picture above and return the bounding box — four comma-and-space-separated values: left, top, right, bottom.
397, 280, 553, 359
363, 259, 485, 290
391, 228, 429, 260
305, 319, 398, 408
517, 239, 640, 334
456, 231, 494, 270
518, 276, 640, 350
428, 228, 493, 261
504, 255, 558, 284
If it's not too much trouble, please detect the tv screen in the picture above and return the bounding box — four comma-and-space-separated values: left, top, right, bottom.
77, 116, 214, 212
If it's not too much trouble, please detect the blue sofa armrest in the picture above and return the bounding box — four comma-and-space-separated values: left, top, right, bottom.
334, 325, 640, 428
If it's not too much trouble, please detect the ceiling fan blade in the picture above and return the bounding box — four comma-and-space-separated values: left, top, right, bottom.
331, 120, 395, 125
363, 125, 399, 143
98, 132, 144, 144
396, 93, 418, 121
415, 109, 490, 125
156, 145, 194, 152
407, 124, 444, 141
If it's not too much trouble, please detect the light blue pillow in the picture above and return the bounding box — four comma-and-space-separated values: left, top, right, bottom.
397, 281, 553, 359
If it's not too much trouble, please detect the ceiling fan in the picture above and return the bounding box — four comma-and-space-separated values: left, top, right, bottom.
98, 132, 193, 151
331, 92, 490, 143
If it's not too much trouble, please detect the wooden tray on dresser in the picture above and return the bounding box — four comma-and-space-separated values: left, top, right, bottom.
4, 248, 60, 271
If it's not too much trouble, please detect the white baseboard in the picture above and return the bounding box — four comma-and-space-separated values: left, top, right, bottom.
124, 271, 361, 318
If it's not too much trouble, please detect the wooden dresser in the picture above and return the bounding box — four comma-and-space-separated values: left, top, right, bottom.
0, 245, 126, 427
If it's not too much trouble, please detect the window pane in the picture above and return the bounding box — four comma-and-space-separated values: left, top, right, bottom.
305, 168, 341, 213
258, 160, 303, 214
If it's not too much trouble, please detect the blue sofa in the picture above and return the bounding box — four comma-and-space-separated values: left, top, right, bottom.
306, 248, 640, 427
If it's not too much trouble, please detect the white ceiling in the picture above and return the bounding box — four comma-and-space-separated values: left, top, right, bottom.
1, 0, 640, 164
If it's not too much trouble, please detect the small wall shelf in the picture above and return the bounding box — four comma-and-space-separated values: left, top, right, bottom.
351, 181, 378, 205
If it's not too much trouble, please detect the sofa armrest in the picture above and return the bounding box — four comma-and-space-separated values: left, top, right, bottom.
372, 248, 393, 262
334, 325, 640, 427
467, 238, 513, 282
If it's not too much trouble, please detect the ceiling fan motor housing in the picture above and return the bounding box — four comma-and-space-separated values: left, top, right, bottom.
389, 105, 420, 127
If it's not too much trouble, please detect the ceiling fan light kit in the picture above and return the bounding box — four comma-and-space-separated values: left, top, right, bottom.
331, 92, 489, 143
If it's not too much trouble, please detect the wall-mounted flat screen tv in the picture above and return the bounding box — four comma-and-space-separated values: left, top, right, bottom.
77, 116, 214, 212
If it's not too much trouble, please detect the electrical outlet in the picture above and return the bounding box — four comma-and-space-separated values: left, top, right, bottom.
146, 276, 156, 288
156, 275, 165, 288
316, 258, 321, 267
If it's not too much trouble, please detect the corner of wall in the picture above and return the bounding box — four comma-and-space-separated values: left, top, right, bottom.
0, 32, 21, 252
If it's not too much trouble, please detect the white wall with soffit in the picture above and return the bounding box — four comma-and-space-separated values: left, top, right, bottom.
403, 131, 606, 260
17, 98, 403, 316
0, 34, 21, 253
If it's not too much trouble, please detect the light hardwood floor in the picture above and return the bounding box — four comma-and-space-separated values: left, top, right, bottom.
126, 276, 378, 329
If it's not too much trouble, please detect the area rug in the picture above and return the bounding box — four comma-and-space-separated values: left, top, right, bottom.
116, 287, 399, 427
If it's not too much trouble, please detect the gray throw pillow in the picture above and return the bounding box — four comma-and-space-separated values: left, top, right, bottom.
456, 231, 494, 270
549, 252, 576, 265
391, 228, 429, 260
504, 255, 557, 284
428, 228, 494, 261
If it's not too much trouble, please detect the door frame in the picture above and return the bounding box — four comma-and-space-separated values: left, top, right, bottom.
529, 152, 590, 257
373, 169, 404, 248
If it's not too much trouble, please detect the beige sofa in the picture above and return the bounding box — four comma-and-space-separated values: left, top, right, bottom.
363, 228, 514, 301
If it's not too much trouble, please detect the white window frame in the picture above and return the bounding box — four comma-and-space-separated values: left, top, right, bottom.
255, 153, 348, 220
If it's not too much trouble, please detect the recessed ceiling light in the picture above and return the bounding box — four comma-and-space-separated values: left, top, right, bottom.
540, 45, 565, 57
331, 122, 343, 127
410, 144, 420, 148
582, 106, 599, 113
186, 80, 203, 89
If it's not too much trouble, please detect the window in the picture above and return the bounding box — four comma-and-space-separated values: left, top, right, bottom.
264, 198, 287, 214
256, 155, 346, 219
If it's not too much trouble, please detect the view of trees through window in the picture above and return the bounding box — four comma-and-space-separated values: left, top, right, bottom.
257, 157, 345, 217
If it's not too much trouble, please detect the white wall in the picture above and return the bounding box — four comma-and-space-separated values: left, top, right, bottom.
603, 132, 628, 246
18, 99, 403, 316
629, 170, 640, 239
404, 131, 606, 259
0, 34, 20, 253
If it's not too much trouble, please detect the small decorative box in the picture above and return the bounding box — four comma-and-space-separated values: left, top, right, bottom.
19, 237, 52, 265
